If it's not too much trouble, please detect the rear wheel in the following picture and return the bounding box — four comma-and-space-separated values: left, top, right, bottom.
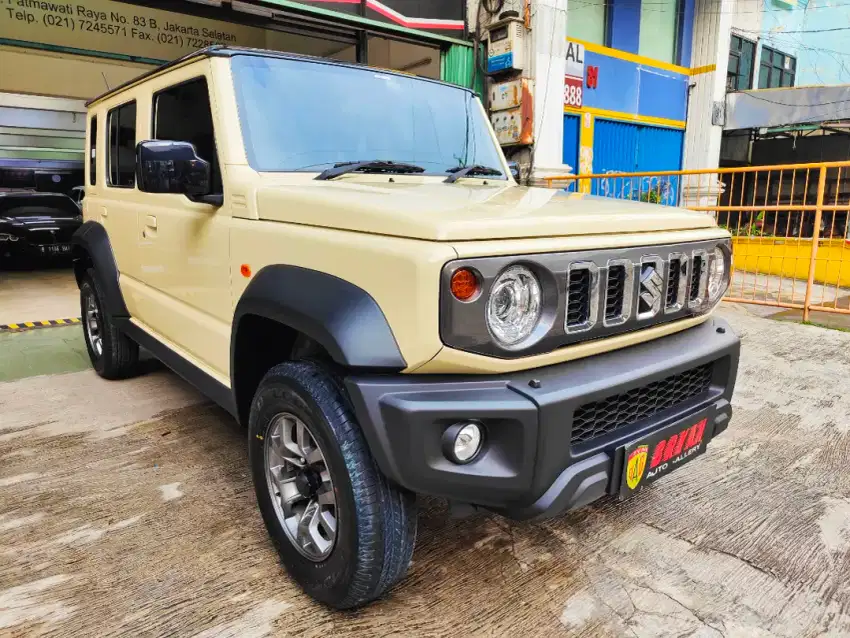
80, 269, 139, 379
249, 360, 417, 609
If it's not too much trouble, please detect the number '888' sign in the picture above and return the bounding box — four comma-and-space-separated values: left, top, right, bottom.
564, 76, 583, 108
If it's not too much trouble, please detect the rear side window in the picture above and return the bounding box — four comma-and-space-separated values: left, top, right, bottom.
107, 101, 136, 188
89, 116, 97, 185
154, 77, 221, 193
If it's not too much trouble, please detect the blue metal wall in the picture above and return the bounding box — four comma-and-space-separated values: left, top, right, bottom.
635, 124, 684, 171
592, 119, 640, 174
580, 50, 689, 122
563, 114, 581, 173
590, 119, 684, 204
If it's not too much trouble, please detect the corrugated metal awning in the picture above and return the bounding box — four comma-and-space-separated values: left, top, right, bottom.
725, 85, 850, 131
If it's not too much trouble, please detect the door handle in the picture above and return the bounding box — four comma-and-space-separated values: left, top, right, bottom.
143, 215, 157, 239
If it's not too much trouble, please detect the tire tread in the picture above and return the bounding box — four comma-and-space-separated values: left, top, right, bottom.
252, 361, 416, 609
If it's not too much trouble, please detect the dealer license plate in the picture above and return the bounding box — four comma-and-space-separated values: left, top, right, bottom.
41, 244, 71, 254
619, 410, 712, 500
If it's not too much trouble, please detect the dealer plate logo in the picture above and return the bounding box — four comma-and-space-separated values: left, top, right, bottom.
626, 444, 648, 490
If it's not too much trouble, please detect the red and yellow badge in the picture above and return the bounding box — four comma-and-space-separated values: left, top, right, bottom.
626, 444, 649, 490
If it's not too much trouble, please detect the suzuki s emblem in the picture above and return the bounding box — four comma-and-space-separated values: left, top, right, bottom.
638, 264, 664, 319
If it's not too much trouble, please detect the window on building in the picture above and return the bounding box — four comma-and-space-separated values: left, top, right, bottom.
639, 0, 681, 64
567, 0, 606, 46
759, 46, 796, 89
153, 77, 221, 193
107, 101, 136, 188
727, 35, 756, 91
89, 116, 97, 186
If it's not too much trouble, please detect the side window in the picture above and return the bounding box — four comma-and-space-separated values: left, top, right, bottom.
154, 77, 222, 193
89, 116, 97, 185
107, 101, 137, 188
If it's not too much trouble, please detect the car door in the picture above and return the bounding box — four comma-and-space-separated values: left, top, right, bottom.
131, 66, 231, 381
92, 98, 143, 302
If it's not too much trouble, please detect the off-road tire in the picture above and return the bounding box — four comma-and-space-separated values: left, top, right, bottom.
80, 269, 139, 379
249, 360, 417, 609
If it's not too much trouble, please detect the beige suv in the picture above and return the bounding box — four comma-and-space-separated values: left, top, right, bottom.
73, 46, 739, 609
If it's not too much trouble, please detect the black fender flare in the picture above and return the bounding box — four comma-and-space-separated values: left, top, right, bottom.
71, 221, 129, 317
231, 265, 406, 374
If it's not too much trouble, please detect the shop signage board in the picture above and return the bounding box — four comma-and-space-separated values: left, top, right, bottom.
0, 0, 266, 62
564, 40, 585, 108
0, 0, 466, 62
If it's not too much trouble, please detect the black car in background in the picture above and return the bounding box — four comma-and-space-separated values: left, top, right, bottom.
0, 192, 82, 264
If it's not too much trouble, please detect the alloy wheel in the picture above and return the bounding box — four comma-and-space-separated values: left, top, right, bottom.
264, 412, 337, 561
84, 289, 103, 357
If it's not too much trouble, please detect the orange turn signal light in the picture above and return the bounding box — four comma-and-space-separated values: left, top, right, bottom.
450, 268, 479, 301
240, 264, 252, 278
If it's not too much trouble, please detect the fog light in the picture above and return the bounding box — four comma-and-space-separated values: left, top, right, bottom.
442, 421, 484, 464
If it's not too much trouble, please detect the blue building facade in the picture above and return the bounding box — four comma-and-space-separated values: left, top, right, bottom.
563, 0, 703, 185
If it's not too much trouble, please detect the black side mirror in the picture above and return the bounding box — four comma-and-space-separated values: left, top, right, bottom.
507, 161, 521, 182
137, 140, 211, 198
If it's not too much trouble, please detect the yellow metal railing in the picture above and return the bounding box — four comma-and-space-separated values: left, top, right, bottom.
544, 162, 850, 321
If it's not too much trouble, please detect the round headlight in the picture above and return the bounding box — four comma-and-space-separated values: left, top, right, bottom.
708, 246, 729, 302
486, 265, 542, 347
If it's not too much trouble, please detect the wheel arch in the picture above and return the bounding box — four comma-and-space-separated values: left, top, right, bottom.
71, 221, 129, 317
231, 265, 406, 426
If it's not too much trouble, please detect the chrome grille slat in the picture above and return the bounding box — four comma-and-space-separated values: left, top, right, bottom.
605, 265, 625, 320
565, 262, 599, 334
666, 259, 681, 307
566, 269, 591, 326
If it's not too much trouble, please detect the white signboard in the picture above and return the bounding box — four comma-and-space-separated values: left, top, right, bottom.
565, 41, 585, 80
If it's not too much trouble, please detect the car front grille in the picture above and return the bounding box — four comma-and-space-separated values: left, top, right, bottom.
439, 240, 726, 358
566, 268, 591, 327
570, 363, 714, 447
666, 259, 682, 308
690, 255, 704, 302
605, 265, 626, 321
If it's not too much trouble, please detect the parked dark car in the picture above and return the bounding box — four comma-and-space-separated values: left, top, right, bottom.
0, 192, 82, 264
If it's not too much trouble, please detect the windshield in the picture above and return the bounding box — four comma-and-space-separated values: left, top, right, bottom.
231, 55, 506, 177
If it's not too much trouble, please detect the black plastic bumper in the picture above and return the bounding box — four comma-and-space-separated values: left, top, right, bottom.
345, 317, 740, 521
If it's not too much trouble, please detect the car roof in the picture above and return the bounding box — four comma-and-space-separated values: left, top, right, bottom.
86, 45, 473, 108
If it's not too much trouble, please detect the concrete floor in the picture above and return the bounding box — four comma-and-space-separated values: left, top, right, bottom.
0, 268, 79, 325
2, 306, 850, 636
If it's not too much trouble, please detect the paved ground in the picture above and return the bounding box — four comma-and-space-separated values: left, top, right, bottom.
2, 305, 850, 637
0, 268, 79, 325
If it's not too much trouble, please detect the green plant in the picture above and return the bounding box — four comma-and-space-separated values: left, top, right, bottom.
639, 190, 663, 204
720, 222, 771, 237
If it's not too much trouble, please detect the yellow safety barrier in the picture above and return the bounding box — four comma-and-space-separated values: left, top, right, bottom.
544, 162, 850, 320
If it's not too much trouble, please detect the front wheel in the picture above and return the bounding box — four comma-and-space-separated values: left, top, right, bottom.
249, 361, 417, 609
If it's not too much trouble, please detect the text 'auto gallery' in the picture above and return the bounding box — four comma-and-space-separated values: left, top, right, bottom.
0, 0, 474, 196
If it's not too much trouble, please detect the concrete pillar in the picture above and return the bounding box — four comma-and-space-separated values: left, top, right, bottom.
682, 0, 734, 172
529, 0, 572, 180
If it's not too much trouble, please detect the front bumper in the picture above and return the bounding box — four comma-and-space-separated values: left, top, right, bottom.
345, 316, 739, 521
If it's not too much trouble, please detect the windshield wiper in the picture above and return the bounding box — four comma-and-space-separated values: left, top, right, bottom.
314, 160, 426, 181
444, 165, 503, 184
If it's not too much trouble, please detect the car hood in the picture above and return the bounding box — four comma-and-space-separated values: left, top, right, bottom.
255, 181, 717, 241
